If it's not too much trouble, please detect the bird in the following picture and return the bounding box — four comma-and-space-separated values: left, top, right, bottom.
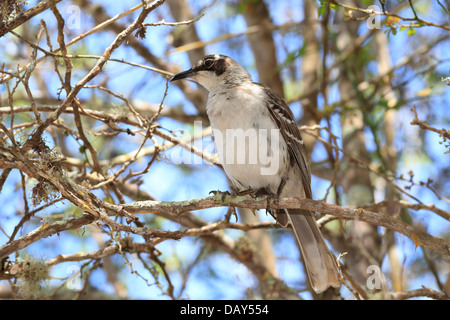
170, 54, 340, 293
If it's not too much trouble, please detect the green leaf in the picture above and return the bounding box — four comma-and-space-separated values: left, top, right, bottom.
407, 28, 416, 36
102, 197, 114, 204
318, 4, 327, 17
276, 43, 308, 71
236, 0, 259, 14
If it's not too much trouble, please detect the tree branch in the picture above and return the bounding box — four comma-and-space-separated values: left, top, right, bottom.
0, 0, 64, 37
2, 192, 448, 265
113, 194, 450, 260
389, 287, 449, 300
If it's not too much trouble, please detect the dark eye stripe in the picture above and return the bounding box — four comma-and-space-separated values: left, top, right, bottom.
213, 59, 226, 76
194, 55, 227, 76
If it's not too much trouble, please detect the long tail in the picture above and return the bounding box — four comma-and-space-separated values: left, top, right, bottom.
286, 208, 340, 293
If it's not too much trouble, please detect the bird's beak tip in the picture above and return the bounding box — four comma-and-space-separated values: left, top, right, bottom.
170, 69, 197, 82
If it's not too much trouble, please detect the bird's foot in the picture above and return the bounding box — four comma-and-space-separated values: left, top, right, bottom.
263, 192, 280, 213
246, 188, 279, 213
209, 190, 231, 202
210, 188, 260, 199
209, 190, 240, 222
209, 188, 277, 213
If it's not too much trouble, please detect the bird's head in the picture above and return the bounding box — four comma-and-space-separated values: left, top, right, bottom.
170, 54, 251, 91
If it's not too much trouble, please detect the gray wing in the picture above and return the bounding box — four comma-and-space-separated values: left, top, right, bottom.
257, 84, 312, 199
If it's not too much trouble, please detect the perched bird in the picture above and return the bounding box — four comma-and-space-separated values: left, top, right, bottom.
170, 54, 340, 293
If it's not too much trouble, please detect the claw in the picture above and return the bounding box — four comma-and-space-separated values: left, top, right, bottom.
264, 193, 279, 213
209, 190, 231, 202
241, 188, 277, 213
263, 178, 285, 213
249, 188, 280, 213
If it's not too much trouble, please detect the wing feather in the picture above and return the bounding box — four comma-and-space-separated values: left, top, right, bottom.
257, 83, 312, 199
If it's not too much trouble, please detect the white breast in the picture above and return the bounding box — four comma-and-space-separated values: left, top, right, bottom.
206, 84, 289, 192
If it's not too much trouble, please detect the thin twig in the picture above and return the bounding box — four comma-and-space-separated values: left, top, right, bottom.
330, 0, 450, 31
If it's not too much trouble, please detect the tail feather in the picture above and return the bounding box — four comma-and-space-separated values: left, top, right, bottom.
286, 208, 340, 293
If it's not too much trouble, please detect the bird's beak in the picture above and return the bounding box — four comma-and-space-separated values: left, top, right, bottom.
170, 69, 197, 82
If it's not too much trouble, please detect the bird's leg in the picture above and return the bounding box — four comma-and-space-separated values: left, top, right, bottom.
276, 178, 286, 199
233, 188, 259, 197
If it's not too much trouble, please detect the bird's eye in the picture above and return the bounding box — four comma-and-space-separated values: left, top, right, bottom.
204, 58, 215, 69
